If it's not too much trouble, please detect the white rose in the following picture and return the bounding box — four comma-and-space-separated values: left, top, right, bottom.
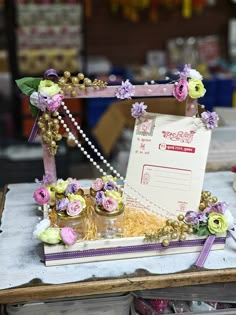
189, 69, 203, 80
224, 209, 235, 230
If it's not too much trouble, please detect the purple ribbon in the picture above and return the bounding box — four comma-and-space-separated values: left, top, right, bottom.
28, 110, 40, 143
228, 230, 236, 242
44, 69, 59, 82
194, 235, 216, 268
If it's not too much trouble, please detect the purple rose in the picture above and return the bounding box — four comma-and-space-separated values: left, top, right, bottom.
33, 187, 50, 205
65, 183, 78, 195
95, 191, 105, 205
131, 102, 147, 119
104, 180, 117, 191
56, 198, 69, 211
46, 94, 63, 112
197, 212, 207, 223
173, 79, 188, 102
178, 64, 191, 80
184, 211, 199, 224
204, 201, 228, 214
201, 111, 218, 129
66, 201, 83, 216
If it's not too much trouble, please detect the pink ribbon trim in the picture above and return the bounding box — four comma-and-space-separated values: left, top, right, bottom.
28, 110, 40, 143
194, 235, 216, 268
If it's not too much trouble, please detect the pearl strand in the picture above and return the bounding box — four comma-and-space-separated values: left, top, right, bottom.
61, 101, 123, 180
58, 106, 169, 217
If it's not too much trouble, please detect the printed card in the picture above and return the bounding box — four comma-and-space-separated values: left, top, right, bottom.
124, 113, 212, 219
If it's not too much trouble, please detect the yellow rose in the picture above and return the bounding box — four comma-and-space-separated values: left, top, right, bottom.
46, 184, 56, 206
55, 179, 68, 194
101, 175, 116, 182
188, 79, 206, 99
67, 194, 86, 208
38, 80, 61, 97
208, 212, 228, 234
39, 227, 61, 244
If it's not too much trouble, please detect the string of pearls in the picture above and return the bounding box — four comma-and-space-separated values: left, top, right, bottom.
58, 102, 169, 217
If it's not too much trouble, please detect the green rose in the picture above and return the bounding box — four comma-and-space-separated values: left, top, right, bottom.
39, 227, 61, 244
208, 212, 228, 234
188, 79, 206, 99
38, 80, 61, 97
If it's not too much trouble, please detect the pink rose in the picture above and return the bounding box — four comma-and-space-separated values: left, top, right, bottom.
66, 201, 83, 216
102, 197, 118, 212
92, 178, 104, 191
173, 79, 188, 102
47, 94, 64, 112
33, 187, 50, 205
60, 227, 77, 246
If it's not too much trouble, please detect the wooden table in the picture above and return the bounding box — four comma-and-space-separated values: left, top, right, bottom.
0, 173, 236, 305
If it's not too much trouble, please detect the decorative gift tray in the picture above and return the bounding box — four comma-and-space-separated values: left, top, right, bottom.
15, 66, 235, 268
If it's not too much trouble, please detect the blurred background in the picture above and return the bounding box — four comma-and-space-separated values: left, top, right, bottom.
0, 0, 236, 187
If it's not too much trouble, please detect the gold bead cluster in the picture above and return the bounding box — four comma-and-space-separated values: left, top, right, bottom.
144, 214, 193, 247
58, 71, 107, 97
199, 190, 218, 211
38, 111, 62, 155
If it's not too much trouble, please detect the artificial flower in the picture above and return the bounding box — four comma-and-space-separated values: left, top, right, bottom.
115, 79, 135, 99
179, 64, 191, 80
224, 209, 235, 230
56, 198, 69, 211
204, 201, 228, 214
173, 79, 188, 102
201, 111, 219, 129
101, 175, 116, 182
65, 183, 80, 195
38, 80, 61, 97
185, 211, 200, 224
131, 102, 147, 119
188, 78, 206, 99
102, 197, 118, 212
208, 212, 228, 234
60, 227, 77, 246
55, 179, 69, 194
35, 173, 54, 185
66, 200, 84, 216
91, 178, 104, 191
188, 69, 203, 80
104, 180, 117, 191
46, 94, 63, 112
38, 227, 61, 244
30, 92, 47, 112
105, 190, 123, 204
33, 187, 50, 205
46, 184, 56, 206
67, 194, 86, 208
33, 218, 51, 239
95, 191, 105, 206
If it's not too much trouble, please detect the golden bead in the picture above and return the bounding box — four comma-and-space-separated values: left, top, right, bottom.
179, 233, 187, 241
64, 71, 71, 78
79, 84, 85, 90
46, 131, 52, 137
211, 196, 218, 203
71, 90, 77, 97
206, 191, 211, 197
166, 219, 172, 226
59, 77, 66, 84
171, 232, 178, 239
177, 214, 184, 221
188, 227, 193, 234
51, 140, 56, 147
199, 202, 206, 211
181, 225, 189, 232
172, 221, 179, 228
72, 77, 79, 84
52, 111, 59, 117
41, 127, 46, 133
208, 198, 213, 204
84, 78, 92, 85
67, 85, 73, 91
77, 73, 84, 80
162, 239, 170, 247
52, 118, 59, 125
55, 134, 62, 141
43, 113, 50, 120
162, 226, 169, 234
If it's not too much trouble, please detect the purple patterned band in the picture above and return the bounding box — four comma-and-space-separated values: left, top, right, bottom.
44, 237, 226, 262
194, 235, 216, 268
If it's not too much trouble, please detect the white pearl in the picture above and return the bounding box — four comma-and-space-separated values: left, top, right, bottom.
63, 123, 67, 128
68, 114, 72, 118
66, 128, 69, 132
74, 122, 78, 126
71, 117, 75, 122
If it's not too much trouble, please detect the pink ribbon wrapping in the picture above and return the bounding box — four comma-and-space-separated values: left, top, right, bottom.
42, 142, 57, 183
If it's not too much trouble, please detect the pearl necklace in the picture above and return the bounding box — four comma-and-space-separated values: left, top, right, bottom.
57, 101, 170, 217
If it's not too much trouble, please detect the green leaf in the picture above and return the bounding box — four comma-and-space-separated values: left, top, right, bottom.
196, 225, 211, 236
29, 103, 39, 117
15, 77, 41, 96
